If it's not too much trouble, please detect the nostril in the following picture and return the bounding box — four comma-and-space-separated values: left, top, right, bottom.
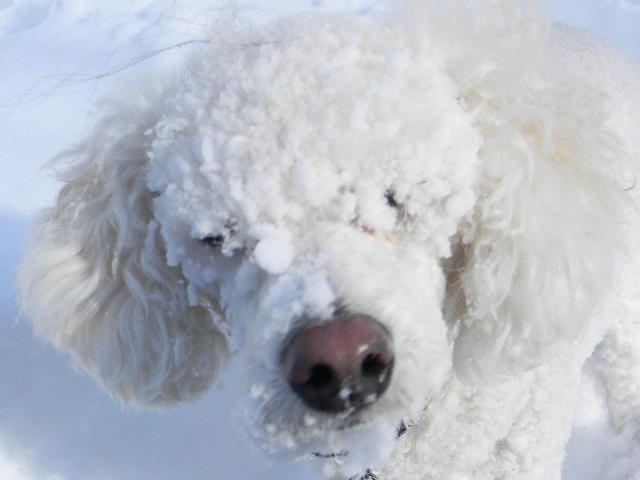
361, 352, 392, 378
307, 364, 335, 389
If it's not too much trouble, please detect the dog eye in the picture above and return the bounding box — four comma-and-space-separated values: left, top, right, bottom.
200, 234, 225, 249
385, 189, 408, 224
385, 190, 400, 209
200, 221, 239, 251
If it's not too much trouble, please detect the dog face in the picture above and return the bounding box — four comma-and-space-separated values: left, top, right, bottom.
144, 15, 480, 463
19, 2, 625, 476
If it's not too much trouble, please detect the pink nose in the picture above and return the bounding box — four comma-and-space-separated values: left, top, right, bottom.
281, 315, 394, 413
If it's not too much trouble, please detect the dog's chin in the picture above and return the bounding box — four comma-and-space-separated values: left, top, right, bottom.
312, 417, 411, 459
306, 413, 402, 479
238, 386, 399, 466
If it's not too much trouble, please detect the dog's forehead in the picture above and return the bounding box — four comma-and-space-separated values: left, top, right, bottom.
147, 15, 480, 253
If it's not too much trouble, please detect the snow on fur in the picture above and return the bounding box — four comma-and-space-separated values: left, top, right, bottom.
17, 0, 640, 479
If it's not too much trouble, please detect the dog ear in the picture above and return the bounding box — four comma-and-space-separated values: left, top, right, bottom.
447, 80, 624, 382
18, 89, 229, 409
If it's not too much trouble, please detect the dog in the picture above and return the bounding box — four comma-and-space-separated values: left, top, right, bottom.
18, 1, 640, 478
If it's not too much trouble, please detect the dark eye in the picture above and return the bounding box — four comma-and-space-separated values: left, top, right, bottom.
200, 234, 225, 249
200, 220, 239, 251
385, 190, 400, 209
385, 189, 407, 224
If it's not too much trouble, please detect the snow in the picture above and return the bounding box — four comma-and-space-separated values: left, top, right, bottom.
0, 1, 638, 479
254, 236, 294, 274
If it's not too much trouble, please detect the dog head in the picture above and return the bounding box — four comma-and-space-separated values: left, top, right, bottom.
141, 13, 481, 464
19, 1, 624, 474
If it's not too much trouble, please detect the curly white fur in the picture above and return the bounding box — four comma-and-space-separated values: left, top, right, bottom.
18, 0, 640, 478
19, 88, 230, 408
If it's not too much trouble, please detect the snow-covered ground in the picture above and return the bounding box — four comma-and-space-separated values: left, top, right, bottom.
0, 1, 638, 479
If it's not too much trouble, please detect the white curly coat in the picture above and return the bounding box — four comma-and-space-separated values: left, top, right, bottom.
18, 1, 640, 478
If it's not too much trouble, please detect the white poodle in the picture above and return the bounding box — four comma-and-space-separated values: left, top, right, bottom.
18, 1, 640, 478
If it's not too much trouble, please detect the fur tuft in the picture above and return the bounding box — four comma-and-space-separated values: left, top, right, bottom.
18, 84, 229, 408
